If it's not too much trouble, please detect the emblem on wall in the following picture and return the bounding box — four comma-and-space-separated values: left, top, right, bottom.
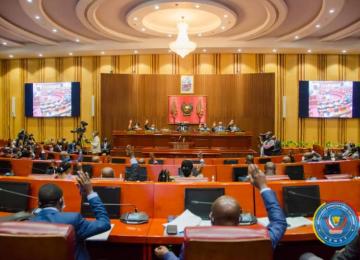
181, 103, 193, 116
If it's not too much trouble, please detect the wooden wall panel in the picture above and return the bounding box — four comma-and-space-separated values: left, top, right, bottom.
0, 53, 359, 148
101, 73, 275, 148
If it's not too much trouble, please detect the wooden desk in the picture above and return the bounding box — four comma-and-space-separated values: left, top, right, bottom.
111, 131, 253, 151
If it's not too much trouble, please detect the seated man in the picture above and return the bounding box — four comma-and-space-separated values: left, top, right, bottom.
264, 162, 276, 176
148, 152, 159, 165
198, 123, 210, 132
128, 119, 142, 131
226, 119, 241, 132
282, 155, 292, 163
125, 145, 144, 181
101, 137, 111, 155
245, 154, 255, 164
214, 121, 226, 132
302, 151, 322, 162
178, 160, 203, 178
31, 171, 111, 260
155, 164, 287, 259
101, 167, 115, 178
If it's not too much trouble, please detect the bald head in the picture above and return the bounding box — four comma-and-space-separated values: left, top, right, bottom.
101, 167, 114, 178
210, 195, 241, 226
282, 156, 291, 163
92, 156, 100, 163
264, 162, 276, 175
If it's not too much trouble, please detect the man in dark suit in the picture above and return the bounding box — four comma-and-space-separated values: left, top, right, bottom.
155, 164, 287, 259
31, 171, 111, 260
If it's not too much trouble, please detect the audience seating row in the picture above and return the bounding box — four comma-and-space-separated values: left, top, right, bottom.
2, 158, 359, 182
0, 176, 359, 219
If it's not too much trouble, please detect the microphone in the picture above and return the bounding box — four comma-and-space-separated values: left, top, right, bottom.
82, 201, 149, 224
0, 187, 38, 200
288, 191, 327, 202
191, 200, 212, 205
82, 202, 138, 211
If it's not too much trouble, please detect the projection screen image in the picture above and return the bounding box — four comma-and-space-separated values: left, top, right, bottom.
308, 81, 353, 118
33, 82, 72, 117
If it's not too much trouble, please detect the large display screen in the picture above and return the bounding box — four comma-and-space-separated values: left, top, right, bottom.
299, 80, 360, 118
25, 82, 80, 117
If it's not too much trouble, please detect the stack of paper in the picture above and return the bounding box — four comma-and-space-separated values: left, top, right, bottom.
163, 210, 202, 233
257, 217, 312, 230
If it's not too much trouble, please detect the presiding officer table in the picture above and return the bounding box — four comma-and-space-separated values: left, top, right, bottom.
111, 130, 255, 157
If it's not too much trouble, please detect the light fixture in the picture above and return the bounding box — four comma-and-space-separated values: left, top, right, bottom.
342, 50, 347, 53
52, 28, 57, 33
167, 34, 172, 37
9, 54, 14, 58
169, 20, 197, 58
329, 9, 335, 14
154, 5, 159, 10
202, 49, 207, 52
134, 50, 138, 54
69, 52, 73, 56
195, 4, 200, 8
307, 49, 312, 53
237, 48, 242, 52
2, 42, 7, 46
133, 17, 138, 21
315, 24, 321, 28
294, 35, 299, 39
27, 0, 32, 3
224, 14, 228, 18
272, 49, 277, 53
221, 26, 225, 30
197, 33, 202, 37
35, 15, 40, 20
75, 38, 80, 42
38, 53, 43, 57
141, 28, 146, 32
101, 51, 105, 55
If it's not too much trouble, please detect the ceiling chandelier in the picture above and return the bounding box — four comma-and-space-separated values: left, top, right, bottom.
169, 20, 197, 58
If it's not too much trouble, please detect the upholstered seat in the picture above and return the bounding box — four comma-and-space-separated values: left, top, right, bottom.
0, 221, 75, 260
184, 226, 272, 260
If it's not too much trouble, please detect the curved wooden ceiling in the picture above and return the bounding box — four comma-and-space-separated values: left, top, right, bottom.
0, 0, 359, 58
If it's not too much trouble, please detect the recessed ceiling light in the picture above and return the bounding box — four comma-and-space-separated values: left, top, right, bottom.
101, 51, 105, 55
237, 49, 242, 52
329, 9, 335, 14
221, 26, 225, 30
133, 17, 138, 21
195, 4, 200, 8
315, 24, 321, 28
9, 54, 14, 58
307, 49, 312, 53
35, 15, 40, 20
224, 14, 228, 18
38, 53, 43, 57
75, 38, 80, 42
272, 49, 277, 53
52, 28, 57, 33
197, 33, 202, 37
202, 49, 207, 52
294, 35, 299, 39
167, 34, 172, 37
154, 5, 159, 10
141, 28, 146, 32
342, 50, 347, 53
69, 52, 73, 56
27, 0, 32, 3
2, 42, 7, 46
134, 50, 138, 54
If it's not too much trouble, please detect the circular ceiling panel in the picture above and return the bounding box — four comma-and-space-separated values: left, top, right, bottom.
127, 0, 237, 36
